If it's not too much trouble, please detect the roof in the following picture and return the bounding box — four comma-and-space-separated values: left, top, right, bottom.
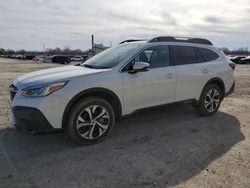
119, 36, 213, 46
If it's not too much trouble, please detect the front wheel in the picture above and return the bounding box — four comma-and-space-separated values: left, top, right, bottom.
196, 84, 222, 116
66, 97, 115, 144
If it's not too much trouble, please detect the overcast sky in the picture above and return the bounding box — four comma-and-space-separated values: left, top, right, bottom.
0, 0, 249, 50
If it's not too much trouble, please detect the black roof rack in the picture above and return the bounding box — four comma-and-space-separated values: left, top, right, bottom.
147, 36, 213, 45
119, 39, 145, 44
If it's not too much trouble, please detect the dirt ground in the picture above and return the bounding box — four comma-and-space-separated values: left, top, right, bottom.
0, 58, 249, 188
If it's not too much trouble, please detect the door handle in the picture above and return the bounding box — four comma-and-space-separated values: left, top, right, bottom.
167, 73, 174, 78
202, 68, 210, 74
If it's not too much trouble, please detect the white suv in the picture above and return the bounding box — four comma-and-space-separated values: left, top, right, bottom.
9, 36, 235, 144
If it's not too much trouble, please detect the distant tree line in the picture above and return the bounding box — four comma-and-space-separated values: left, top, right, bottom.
1, 46, 249, 56
221, 47, 249, 56
0, 46, 87, 56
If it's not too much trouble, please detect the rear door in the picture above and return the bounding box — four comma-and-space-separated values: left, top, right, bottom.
171, 45, 213, 101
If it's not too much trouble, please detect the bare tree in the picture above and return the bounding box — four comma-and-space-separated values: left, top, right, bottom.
63, 45, 71, 55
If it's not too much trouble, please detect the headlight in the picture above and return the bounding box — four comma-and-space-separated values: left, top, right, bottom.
22, 81, 68, 97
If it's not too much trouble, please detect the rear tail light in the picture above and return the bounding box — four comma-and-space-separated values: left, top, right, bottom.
229, 62, 235, 70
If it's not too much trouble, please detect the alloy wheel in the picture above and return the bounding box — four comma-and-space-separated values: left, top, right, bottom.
76, 105, 110, 139
204, 89, 220, 112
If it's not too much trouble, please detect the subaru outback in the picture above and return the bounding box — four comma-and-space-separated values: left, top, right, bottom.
9, 36, 235, 144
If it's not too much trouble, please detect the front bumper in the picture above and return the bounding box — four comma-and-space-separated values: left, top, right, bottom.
12, 106, 57, 134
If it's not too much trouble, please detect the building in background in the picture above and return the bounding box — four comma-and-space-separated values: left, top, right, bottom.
88, 34, 110, 57
93, 43, 109, 54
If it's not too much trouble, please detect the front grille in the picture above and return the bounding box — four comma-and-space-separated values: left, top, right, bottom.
9, 84, 18, 101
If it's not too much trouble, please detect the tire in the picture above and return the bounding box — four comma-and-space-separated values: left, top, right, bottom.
196, 84, 222, 116
66, 97, 115, 145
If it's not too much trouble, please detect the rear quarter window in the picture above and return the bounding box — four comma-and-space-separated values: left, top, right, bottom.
199, 48, 219, 62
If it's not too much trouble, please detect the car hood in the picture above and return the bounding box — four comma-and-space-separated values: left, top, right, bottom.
13, 65, 109, 88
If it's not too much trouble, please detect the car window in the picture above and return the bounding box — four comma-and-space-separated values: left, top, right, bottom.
132, 45, 170, 68
199, 48, 219, 62
195, 48, 206, 63
82, 43, 142, 69
171, 45, 197, 65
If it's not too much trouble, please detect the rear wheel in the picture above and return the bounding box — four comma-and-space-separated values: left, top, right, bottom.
66, 97, 115, 144
196, 84, 222, 116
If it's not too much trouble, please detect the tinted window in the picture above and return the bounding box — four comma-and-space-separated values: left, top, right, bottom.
199, 48, 219, 62
133, 45, 170, 68
195, 48, 206, 63
171, 46, 197, 65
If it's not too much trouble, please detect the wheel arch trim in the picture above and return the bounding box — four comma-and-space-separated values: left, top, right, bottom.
200, 77, 226, 100
62, 87, 122, 129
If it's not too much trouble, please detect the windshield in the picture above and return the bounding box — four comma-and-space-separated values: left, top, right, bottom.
82, 43, 142, 69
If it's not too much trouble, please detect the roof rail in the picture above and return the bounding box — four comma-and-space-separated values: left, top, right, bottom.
119, 39, 145, 44
147, 36, 213, 45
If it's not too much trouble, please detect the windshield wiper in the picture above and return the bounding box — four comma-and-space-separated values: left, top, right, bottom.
83, 64, 111, 69
83, 64, 95, 69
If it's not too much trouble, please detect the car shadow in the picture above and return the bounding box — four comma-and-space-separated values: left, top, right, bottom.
0, 103, 245, 187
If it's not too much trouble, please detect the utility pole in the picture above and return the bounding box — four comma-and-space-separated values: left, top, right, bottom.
91, 34, 94, 50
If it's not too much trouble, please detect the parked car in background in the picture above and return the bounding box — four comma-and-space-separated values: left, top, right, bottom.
230, 56, 246, 64
16, 55, 25, 60
9, 36, 235, 145
25, 55, 35, 60
51, 55, 70, 64
70, 55, 83, 62
239, 56, 250, 64
35, 55, 47, 62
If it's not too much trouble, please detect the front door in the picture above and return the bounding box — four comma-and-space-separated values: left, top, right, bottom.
121, 45, 176, 114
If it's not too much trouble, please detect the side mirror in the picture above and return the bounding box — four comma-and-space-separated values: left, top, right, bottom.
128, 62, 150, 74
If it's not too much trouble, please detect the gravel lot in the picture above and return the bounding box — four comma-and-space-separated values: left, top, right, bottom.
0, 58, 250, 188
